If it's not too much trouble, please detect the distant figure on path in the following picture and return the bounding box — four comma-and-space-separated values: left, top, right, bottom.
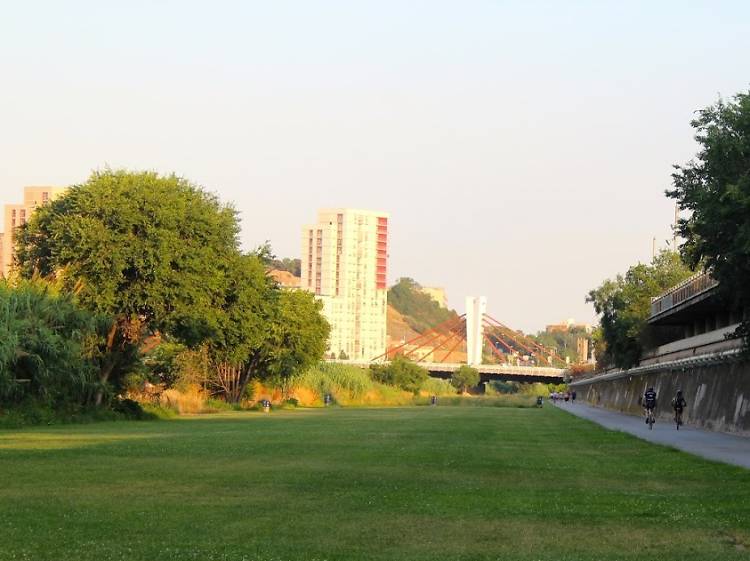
571, 390, 577, 403
672, 389, 687, 428
643, 387, 657, 424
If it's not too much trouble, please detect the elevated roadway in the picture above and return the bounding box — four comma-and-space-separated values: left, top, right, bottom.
326, 359, 566, 383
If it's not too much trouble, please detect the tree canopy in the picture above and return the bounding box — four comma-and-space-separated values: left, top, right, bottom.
667, 91, 750, 343
450, 365, 480, 393
586, 251, 692, 369
13, 169, 331, 407
370, 356, 428, 394
16, 170, 240, 342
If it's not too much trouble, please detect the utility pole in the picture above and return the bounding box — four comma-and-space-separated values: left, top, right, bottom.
652, 237, 656, 261
673, 204, 679, 250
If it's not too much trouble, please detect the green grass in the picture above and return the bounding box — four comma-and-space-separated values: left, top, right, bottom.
0, 407, 748, 560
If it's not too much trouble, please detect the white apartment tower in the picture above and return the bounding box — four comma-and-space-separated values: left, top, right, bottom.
301, 209, 389, 361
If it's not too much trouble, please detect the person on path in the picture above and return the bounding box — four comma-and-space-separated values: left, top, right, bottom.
672, 389, 687, 427
643, 387, 657, 424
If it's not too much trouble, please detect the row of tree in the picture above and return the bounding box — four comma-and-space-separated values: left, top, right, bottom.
370, 356, 480, 394
589, 90, 750, 369
4, 170, 330, 411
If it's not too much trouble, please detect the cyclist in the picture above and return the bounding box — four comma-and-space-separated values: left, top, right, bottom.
672, 390, 687, 428
643, 387, 657, 425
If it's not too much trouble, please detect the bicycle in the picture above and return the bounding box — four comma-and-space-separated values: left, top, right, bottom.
645, 406, 655, 430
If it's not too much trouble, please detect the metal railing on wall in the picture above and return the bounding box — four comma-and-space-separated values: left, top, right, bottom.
650, 271, 718, 317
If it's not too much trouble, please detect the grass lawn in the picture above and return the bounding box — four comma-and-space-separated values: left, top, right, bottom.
0, 406, 748, 561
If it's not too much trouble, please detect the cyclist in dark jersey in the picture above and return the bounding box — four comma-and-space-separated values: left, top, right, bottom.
643, 387, 657, 424
672, 390, 687, 427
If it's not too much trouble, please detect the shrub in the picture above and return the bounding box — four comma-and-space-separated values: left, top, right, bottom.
420, 377, 456, 396
370, 356, 428, 394
487, 381, 519, 395
112, 398, 148, 419
450, 365, 480, 393
0, 280, 98, 408
298, 363, 372, 400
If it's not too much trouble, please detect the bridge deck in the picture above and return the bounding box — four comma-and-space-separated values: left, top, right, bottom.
325, 359, 565, 381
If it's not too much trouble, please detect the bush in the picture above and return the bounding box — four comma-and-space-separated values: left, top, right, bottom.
450, 365, 480, 393
370, 356, 428, 394
487, 381, 519, 395
0, 399, 159, 428
420, 377, 456, 396
0, 281, 99, 408
298, 363, 373, 400
112, 398, 148, 419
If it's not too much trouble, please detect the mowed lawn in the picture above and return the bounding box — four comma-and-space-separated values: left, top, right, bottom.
1, 407, 749, 561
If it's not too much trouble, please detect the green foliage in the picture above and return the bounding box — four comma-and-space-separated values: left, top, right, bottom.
15, 170, 331, 407
487, 380, 519, 394
0, 280, 99, 407
370, 355, 428, 394
200, 253, 330, 402
15, 170, 240, 402
298, 363, 373, 400
586, 251, 692, 369
531, 327, 590, 363
0, 398, 155, 428
420, 376, 457, 396
667, 91, 750, 345
16, 169, 239, 339
450, 365, 480, 393
387, 278, 458, 332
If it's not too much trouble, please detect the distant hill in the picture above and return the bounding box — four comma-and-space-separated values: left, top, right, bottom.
387, 278, 459, 334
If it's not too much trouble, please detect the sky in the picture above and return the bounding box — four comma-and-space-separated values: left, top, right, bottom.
1, 1, 749, 332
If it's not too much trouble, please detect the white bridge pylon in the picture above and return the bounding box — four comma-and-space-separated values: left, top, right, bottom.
465, 296, 487, 366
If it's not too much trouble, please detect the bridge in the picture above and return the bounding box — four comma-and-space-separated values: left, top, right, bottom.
329, 359, 565, 383
329, 296, 568, 383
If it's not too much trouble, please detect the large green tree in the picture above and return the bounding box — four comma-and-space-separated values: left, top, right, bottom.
15, 170, 240, 400
667, 91, 750, 344
586, 251, 692, 369
205, 253, 330, 402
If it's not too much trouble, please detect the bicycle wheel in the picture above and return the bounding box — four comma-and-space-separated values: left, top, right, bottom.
648, 413, 654, 430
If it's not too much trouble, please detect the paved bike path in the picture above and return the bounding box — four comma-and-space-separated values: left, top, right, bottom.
555, 401, 750, 470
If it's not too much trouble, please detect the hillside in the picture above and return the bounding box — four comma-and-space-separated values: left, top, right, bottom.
387, 278, 459, 333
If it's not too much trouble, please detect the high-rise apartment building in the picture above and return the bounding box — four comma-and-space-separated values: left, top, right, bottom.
1, 186, 66, 278
301, 209, 389, 361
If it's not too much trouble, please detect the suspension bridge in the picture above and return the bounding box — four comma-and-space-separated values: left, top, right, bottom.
334, 297, 567, 383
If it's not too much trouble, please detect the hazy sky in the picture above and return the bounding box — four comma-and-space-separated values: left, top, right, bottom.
2, 1, 749, 332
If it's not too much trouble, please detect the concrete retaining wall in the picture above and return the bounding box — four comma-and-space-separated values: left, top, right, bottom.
572, 361, 750, 436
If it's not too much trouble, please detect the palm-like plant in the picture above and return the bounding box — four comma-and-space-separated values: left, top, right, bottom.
0, 280, 98, 407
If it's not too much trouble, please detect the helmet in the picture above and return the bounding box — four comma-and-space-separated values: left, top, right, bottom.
676, 389, 683, 395
648, 387, 654, 392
